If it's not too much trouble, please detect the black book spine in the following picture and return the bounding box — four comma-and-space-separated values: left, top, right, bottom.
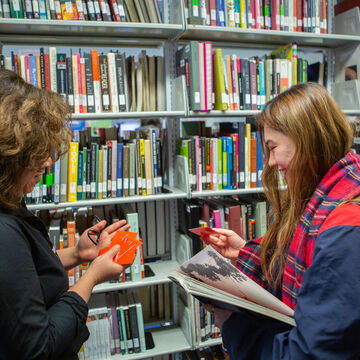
190, 138, 196, 191
56, 53, 67, 100
84, 53, 95, 113
115, 52, 126, 111
99, 54, 111, 112
128, 305, 141, 353
124, 308, 134, 354
241, 58, 250, 110
200, 137, 206, 191
40, 47, 46, 89
86, 146, 92, 199
107, 143, 112, 198
66, 56, 74, 113
90, 143, 97, 199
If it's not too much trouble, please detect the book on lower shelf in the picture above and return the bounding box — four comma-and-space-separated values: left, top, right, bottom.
168, 245, 295, 327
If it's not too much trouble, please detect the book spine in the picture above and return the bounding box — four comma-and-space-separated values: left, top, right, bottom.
76, 150, 83, 201
91, 50, 102, 113
99, 54, 111, 112
116, 142, 123, 197
67, 142, 79, 201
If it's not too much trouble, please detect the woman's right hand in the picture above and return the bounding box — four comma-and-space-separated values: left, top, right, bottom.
205, 228, 246, 261
85, 245, 128, 285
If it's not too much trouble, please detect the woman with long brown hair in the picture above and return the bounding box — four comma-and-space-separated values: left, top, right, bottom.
207, 82, 360, 359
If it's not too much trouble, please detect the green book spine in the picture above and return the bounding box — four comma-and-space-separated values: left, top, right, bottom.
9, 0, 24, 18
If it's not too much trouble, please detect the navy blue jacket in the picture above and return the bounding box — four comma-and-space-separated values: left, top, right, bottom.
222, 203, 360, 359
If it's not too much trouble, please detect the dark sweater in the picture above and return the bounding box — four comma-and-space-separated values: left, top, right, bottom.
0, 204, 89, 359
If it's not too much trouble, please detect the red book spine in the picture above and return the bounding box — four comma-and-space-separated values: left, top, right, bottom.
108, 0, 121, 21
44, 53, 51, 91
297, 0, 303, 31
209, 0, 216, 25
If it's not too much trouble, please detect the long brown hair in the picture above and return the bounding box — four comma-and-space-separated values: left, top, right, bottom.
0, 69, 71, 212
256, 82, 354, 286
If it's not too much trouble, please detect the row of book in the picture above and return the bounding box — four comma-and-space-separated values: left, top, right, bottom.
79, 292, 148, 358
179, 121, 264, 192
1, 47, 165, 114
42, 200, 170, 283
25, 125, 166, 204
0, 0, 163, 22
178, 194, 267, 251
179, 295, 222, 348
176, 41, 310, 112
185, 0, 328, 34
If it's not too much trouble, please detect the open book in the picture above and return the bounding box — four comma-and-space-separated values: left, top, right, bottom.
168, 246, 295, 327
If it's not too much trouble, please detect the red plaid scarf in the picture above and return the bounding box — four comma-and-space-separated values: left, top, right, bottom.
236, 151, 360, 310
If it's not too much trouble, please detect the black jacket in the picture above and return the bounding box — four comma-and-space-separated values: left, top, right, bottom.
0, 204, 89, 359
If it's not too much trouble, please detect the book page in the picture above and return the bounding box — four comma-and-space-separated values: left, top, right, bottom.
176, 246, 294, 317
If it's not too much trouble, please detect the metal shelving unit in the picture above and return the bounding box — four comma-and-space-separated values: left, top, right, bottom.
27, 186, 187, 211
181, 24, 360, 48
111, 327, 191, 360
92, 259, 179, 294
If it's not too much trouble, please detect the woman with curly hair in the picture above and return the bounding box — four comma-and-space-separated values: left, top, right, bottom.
0, 69, 130, 359
206, 82, 360, 359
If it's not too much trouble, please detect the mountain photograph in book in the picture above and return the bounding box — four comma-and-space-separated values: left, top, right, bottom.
168, 246, 295, 326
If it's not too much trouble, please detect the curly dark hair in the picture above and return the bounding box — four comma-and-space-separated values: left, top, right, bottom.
0, 69, 71, 212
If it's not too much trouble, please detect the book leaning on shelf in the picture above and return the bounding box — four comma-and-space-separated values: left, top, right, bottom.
168, 245, 295, 327
2, 0, 163, 22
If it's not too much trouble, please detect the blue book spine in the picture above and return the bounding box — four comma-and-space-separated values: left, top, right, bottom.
77, 151, 83, 201
221, 136, 227, 188
53, 157, 61, 203
227, 137, 232, 189
238, 121, 246, 189
216, 0, 226, 26
259, 60, 265, 109
234, 0, 240, 27
116, 142, 123, 197
151, 129, 158, 194
256, 131, 263, 187
38, 0, 47, 19
30, 55, 37, 87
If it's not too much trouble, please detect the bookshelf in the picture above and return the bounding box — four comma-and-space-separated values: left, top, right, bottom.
92, 259, 179, 293
3, 0, 360, 358
27, 185, 187, 210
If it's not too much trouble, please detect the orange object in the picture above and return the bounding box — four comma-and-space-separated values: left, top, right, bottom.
98, 230, 142, 265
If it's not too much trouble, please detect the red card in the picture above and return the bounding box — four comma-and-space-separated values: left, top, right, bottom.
188, 227, 217, 238
98, 230, 142, 265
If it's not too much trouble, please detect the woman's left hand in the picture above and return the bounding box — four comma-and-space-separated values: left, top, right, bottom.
76, 219, 131, 263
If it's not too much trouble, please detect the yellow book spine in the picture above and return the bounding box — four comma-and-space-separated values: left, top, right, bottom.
68, 142, 79, 202
240, 0, 246, 27
226, 55, 234, 110
139, 138, 146, 196
213, 49, 227, 111
36, 55, 41, 89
